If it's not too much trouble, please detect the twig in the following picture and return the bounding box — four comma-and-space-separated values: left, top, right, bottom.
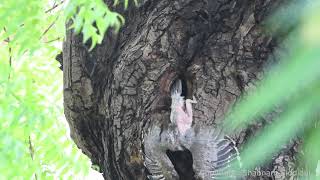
3, 27, 12, 79
41, 15, 60, 38
28, 136, 35, 160
44, 37, 62, 43
45, 0, 64, 14
28, 136, 38, 180
3, 28, 12, 67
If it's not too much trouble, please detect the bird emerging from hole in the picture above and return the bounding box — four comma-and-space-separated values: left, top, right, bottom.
143, 79, 242, 180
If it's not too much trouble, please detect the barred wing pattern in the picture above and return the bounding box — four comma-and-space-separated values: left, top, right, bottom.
189, 127, 242, 180
144, 126, 242, 180
143, 126, 179, 180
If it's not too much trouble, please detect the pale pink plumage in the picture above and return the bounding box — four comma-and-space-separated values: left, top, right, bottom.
170, 79, 197, 136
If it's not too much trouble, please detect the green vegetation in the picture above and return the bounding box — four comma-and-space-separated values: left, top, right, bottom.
0, 0, 129, 178
224, 1, 320, 178
0, 0, 319, 179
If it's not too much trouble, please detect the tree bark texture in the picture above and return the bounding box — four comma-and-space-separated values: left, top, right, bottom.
62, 0, 299, 179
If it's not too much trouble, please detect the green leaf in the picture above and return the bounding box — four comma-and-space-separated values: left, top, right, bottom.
224, 45, 320, 132
239, 85, 320, 170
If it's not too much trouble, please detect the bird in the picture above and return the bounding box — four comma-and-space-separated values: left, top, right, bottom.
143, 79, 242, 179
143, 124, 180, 180
182, 127, 242, 179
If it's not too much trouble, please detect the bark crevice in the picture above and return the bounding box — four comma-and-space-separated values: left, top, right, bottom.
63, 0, 299, 179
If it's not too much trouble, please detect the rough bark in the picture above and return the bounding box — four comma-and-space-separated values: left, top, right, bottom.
62, 0, 299, 179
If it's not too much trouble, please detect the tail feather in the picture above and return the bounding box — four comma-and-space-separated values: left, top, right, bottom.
170, 79, 183, 124
170, 79, 182, 96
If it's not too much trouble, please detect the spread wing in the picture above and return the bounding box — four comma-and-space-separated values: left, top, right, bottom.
143, 126, 179, 180
189, 127, 242, 179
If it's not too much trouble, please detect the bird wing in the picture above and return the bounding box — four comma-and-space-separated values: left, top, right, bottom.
190, 127, 242, 179
143, 125, 179, 180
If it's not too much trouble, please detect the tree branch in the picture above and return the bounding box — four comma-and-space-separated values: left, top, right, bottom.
45, 1, 64, 14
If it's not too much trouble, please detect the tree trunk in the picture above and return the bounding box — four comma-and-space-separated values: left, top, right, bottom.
62, 0, 298, 179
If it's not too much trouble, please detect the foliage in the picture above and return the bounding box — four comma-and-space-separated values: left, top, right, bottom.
1, 0, 319, 179
0, 46, 92, 179
65, 0, 125, 50
0, 0, 133, 178
224, 1, 320, 178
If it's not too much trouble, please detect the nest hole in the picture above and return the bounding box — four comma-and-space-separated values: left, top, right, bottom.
166, 149, 195, 180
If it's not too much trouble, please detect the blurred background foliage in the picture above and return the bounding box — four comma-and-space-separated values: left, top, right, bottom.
0, 0, 130, 178
224, 1, 320, 179
1, 0, 320, 179
0, 45, 92, 179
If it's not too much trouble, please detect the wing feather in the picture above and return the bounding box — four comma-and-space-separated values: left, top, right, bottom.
190, 127, 242, 179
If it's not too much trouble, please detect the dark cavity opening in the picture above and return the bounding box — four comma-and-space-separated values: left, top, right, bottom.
180, 78, 188, 98
166, 149, 195, 180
